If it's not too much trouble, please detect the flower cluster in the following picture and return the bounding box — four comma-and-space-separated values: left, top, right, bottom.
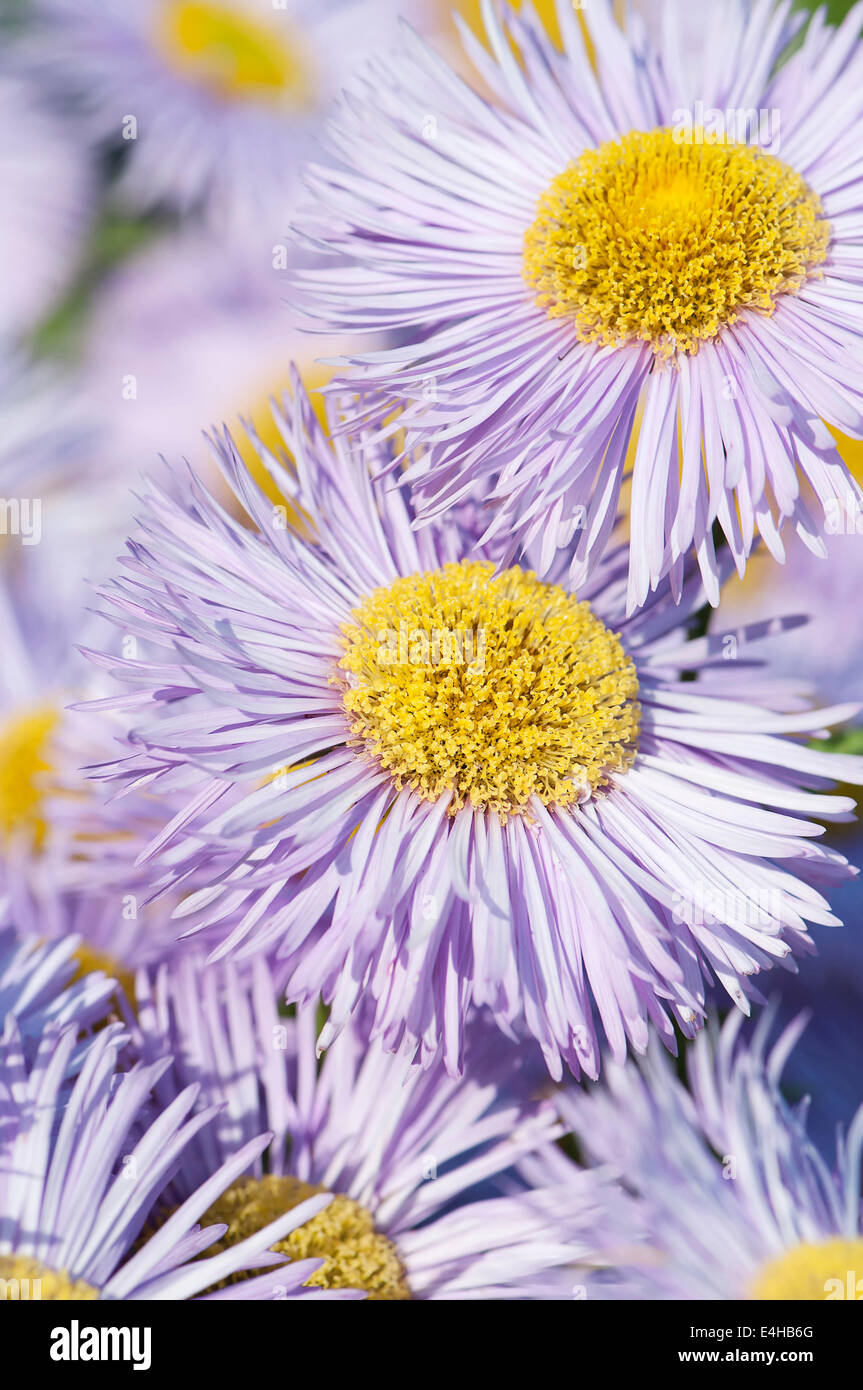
2, 0, 863, 1310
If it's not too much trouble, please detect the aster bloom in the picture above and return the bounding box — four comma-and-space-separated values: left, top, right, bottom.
31, 0, 434, 238
295, 0, 863, 609
134, 950, 595, 1299
88, 378, 863, 1080
535, 1009, 863, 1301
0, 1017, 347, 1300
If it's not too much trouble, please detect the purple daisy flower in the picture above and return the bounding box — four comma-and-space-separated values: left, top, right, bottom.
132, 950, 597, 1299
30, 0, 435, 240
533, 1009, 863, 1300
0, 1016, 349, 1300
294, 0, 863, 609
89, 379, 863, 1079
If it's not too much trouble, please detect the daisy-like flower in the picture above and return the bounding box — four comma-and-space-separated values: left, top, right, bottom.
0, 925, 116, 1052
0, 1016, 348, 1300
0, 75, 92, 342
31, 0, 434, 239
133, 950, 594, 1299
536, 1009, 863, 1301
295, 0, 863, 609
90, 378, 863, 1079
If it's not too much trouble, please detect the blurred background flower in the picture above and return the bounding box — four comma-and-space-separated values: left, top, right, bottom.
26, 0, 438, 247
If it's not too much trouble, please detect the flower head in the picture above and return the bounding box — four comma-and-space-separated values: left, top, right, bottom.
89, 376, 863, 1078
31, 0, 435, 238
295, 0, 863, 608
133, 950, 595, 1299
540, 1009, 863, 1300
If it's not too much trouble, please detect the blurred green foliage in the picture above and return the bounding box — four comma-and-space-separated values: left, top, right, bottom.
30, 213, 170, 360
795, 0, 860, 21
812, 728, 863, 756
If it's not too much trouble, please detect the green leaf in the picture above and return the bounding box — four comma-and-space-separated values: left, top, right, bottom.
794, 0, 861, 22
29, 211, 169, 360
810, 728, 863, 757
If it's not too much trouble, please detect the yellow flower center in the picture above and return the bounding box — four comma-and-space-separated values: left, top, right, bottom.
338, 560, 639, 818
524, 127, 830, 355
0, 1255, 98, 1300
158, 1, 316, 106
750, 1239, 863, 1300
0, 707, 58, 847
199, 1175, 410, 1300
72, 944, 136, 1006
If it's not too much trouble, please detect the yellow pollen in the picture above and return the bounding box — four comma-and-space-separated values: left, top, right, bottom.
337, 560, 639, 819
0, 707, 58, 847
524, 127, 830, 355
158, 1, 316, 106
199, 1175, 411, 1300
750, 1239, 863, 1300
71, 944, 136, 1007
0, 1255, 98, 1300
